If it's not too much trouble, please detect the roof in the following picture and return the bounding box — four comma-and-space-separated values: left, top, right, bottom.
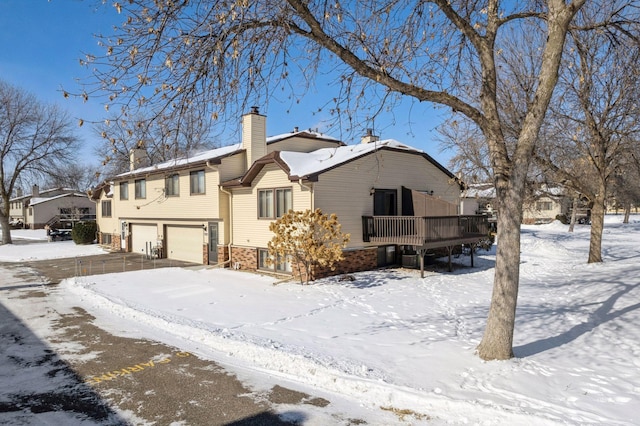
10, 187, 77, 202
463, 184, 496, 199
29, 192, 89, 206
223, 139, 460, 188
116, 143, 243, 178
266, 130, 344, 146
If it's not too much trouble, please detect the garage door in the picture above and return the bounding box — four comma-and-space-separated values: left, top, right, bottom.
165, 226, 203, 264
131, 224, 158, 257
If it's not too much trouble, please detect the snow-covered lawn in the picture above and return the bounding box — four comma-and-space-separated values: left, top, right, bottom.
0, 229, 106, 261
2, 216, 639, 424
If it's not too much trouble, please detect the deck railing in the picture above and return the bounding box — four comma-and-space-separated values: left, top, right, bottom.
362, 215, 489, 246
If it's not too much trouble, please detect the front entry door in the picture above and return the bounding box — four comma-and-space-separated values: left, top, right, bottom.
208, 222, 218, 264
120, 221, 127, 250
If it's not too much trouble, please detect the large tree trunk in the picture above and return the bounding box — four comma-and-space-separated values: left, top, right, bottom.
588, 184, 606, 263
477, 175, 526, 360
0, 214, 12, 245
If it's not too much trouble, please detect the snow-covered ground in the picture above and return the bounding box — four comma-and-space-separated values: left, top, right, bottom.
2, 216, 639, 425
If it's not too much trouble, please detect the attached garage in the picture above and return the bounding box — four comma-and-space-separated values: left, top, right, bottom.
165, 225, 204, 264
131, 224, 159, 257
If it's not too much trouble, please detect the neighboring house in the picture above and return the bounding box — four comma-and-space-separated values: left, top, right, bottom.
93, 108, 489, 278
9, 185, 95, 229
522, 186, 572, 224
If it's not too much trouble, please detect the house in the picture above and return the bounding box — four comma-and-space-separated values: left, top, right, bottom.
522, 186, 572, 224
91, 107, 344, 264
9, 185, 95, 229
93, 108, 489, 278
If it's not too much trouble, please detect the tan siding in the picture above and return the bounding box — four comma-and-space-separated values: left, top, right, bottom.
314, 150, 461, 247
231, 164, 311, 248
268, 136, 341, 153
115, 169, 220, 220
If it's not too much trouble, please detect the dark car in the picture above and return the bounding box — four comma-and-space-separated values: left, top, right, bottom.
50, 229, 72, 241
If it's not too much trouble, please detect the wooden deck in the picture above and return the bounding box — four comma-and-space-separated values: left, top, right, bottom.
362, 215, 490, 248
362, 215, 490, 275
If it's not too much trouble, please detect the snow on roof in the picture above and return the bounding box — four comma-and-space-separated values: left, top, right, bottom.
279, 139, 422, 177
464, 184, 496, 199
117, 143, 242, 177
29, 192, 88, 206
267, 130, 341, 144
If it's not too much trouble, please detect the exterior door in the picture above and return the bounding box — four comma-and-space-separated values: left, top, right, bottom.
374, 189, 397, 215
208, 222, 218, 264
120, 221, 127, 250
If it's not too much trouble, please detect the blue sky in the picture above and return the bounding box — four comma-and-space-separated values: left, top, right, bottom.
0, 0, 453, 167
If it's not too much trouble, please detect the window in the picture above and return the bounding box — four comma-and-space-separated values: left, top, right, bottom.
120, 182, 129, 200
101, 200, 112, 217
258, 249, 292, 273
258, 188, 292, 219
135, 179, 146, 199
165, 174, 180, 196
536, 201, 553, 211
101, 233, 112, 245
190, 170, 205, 194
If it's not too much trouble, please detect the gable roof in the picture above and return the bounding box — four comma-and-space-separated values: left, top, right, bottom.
116, 143, 243, 179
29, 192, 90, 206
222, 139, 460, 188
10, 187, 77, 202
266, 130, 344, 146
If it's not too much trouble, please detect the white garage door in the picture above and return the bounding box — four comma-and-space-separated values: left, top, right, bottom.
131, 224, 159, 257
166, 226, 203, 264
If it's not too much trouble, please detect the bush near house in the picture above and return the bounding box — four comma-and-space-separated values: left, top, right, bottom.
72, 221, 97, 245
268, 209, 350, 285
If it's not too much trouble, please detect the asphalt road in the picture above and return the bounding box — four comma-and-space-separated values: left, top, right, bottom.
0, 252, 365, 425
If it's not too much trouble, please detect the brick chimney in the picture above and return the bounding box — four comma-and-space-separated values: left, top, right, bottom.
361, 128, 380, 144
242, 106, 267, 170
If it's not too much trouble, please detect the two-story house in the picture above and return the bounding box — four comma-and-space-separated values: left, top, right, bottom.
93, 108, 489, 278
9, 185, 95, 229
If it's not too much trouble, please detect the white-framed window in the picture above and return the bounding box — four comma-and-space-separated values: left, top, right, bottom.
135, 179, 146, 199
258, 187, 292, 219
190, 170, 205, 194
120, 182, 129, 200
101, 200, 112, 217
165, 174, 180, 196
258, 249, 292, 273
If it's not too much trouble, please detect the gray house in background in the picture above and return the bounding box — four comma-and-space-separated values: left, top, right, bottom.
9, 185, 96, 229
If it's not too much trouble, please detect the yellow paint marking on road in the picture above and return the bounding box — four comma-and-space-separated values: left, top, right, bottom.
85, 352, 191, 385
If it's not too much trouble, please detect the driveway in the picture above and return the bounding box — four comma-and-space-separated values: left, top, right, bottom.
0, 253, 356, 425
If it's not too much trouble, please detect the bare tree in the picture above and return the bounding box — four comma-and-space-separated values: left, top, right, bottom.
94, 109, 218, 177
0, 80, 81, 244
535, 5, 640, 263
78, 0, 640, 360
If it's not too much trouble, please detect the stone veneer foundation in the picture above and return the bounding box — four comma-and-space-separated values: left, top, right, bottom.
229, 245, 378, 281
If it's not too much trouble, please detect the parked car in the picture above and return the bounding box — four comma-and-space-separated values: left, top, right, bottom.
49, 229, 72, 241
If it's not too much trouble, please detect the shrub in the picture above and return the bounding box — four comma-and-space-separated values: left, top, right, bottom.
556, 214, 569, 225
268, 209, 350, 284
72, 221, 97, 245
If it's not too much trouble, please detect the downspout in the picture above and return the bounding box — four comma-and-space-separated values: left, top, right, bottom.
219, 184, 233, 268
298, 179, 314, 210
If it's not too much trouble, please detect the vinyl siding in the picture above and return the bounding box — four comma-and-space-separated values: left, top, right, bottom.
232, 164, 312, 248
268, 136, 341, 153
313, 149, 461, 247
115, 169, 220, 220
